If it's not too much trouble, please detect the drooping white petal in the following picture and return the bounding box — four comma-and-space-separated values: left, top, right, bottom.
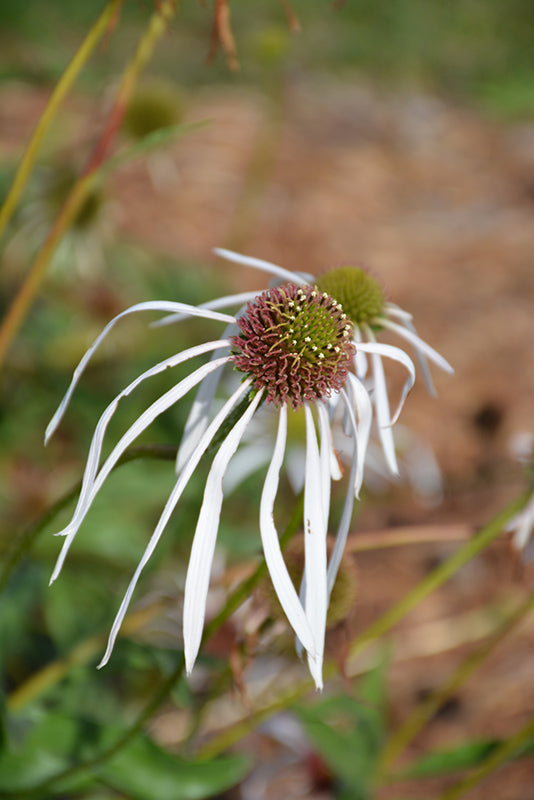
214, 248, 310, 287
506, 495, 534, 551
317, 402, 333, 529
396, 316, 436, 396
175, 316, 243, 476
352, 325, 368, 380
384, 302, 413, 322
50, 356, 233, 583
346, 373, 372, 497
45, 301, 236, 443
285, 445, 306, 494
183, 388, 263, 674
222, 441, 272, 494
259, 405, 316, 658
380, 318, 454, 374
327, 390, 358, 596
152, 292, 259, 328
97, 378, 254, 668
59, 340, 230, 558
364, 327, 398, 476
356, 341, 416, 424
303, 404, 327, 691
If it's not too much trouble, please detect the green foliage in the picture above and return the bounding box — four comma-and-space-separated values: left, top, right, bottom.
294, 660, 389, 799
398, 734, 534, 780
0, 711, 250, 797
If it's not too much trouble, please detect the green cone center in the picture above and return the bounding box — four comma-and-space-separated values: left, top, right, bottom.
316, 266, 385, 325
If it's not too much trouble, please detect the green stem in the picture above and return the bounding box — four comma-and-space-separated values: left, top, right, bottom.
379, 591, 534, 777
347, 491, 530, 664
0, 0, 123, 242
0, 443, 177, 594
435, 715, 534, 800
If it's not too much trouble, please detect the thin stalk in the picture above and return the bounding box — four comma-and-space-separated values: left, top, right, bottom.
0, 0, 177, 368
0, 0, 123, 241
435, 715, 534, 800
347, 492, 530, 664
379, 591, 534, 776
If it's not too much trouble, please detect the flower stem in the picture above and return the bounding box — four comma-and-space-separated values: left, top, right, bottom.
379, 590, 534, 777
434, 714, 534, 800
0, 0, 123, 242
347, 491, 530, 664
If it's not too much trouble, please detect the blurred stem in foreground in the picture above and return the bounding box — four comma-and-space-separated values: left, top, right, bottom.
0, 0, 123, 243
0, 0, 177, 368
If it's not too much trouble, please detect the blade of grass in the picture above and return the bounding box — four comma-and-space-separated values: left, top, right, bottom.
435, 714, 534, 800
379, 591, 534, 777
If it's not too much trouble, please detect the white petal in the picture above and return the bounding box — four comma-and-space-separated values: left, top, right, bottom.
97, 378, 254, 668
259, 405, 316, 657
398, 317, 436, 396
380, 318, 454, 375
327, 392, 359, 596
384, 302, 413, 321
346, 373, 372, 497
364, 329, 398, 476
304, 404, 327, 690
356, 341, 416, 424
176, 320, 241, 475
352, 325, 368, 379
222, 441, 272, 494
213, 248, 310, 287
45, 301, 236, 443
152, 292, 259, 328
50, 356, 233, 584
317, 402, 333, 529
58, 339, 230, 563
183, 388, 263, 674
285, 446, 306, 494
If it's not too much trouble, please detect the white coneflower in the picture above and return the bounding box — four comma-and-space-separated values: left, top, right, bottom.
506, 432, 534, 554
46, 276, 406, 689
214, 249, 453, 475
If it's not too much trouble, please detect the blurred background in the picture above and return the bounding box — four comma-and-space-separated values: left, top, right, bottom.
1, 1, 534, 798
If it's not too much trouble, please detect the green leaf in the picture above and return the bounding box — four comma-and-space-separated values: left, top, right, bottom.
0, 712, 249, 798
295, 691, 385, 799
96, 735, 250, 800
0, 712, 101, 791
398, 735, 534, 779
